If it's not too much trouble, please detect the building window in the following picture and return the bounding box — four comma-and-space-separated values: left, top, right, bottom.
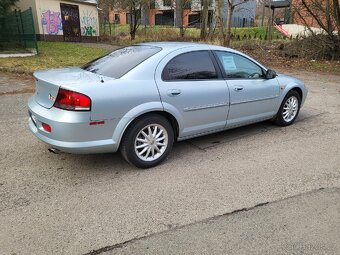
115, 14, 120, 24
126, 13, 132, 24
155, 11, 174, 25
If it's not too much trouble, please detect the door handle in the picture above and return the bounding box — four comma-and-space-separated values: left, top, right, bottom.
234, 87, 244, 91
167, 89, 182, 97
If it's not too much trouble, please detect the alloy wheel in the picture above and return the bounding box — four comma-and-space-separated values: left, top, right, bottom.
282, 96, 299, 123
134, 124, 168, 162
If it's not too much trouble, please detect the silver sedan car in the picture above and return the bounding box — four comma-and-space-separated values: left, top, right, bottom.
28, 42, 307, 168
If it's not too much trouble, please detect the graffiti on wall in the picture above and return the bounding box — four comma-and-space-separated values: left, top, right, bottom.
41, 10, 62, 35
81, 10, 97, 36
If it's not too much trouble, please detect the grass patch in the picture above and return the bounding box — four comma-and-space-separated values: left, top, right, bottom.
100, 25, 285, 43
0, 41, 108, 74
1, 38, 338, 76
231, 26, 283, 40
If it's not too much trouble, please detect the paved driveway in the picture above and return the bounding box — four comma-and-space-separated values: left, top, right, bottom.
0, 70, 339, 254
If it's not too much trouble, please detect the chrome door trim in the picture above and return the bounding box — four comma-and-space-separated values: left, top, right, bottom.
230, 95, 278, 106
183, 102, 229, 112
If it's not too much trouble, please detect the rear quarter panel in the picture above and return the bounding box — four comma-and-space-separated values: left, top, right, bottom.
83, 79, 164, 147
89, 79, 162, 121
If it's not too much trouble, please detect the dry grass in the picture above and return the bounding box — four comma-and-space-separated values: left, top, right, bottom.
231, 40, 340, 74
0, 41, 108, 74
0, 39, 339, 76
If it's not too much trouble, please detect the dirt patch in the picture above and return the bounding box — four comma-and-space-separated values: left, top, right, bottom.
0, 71, 34, 95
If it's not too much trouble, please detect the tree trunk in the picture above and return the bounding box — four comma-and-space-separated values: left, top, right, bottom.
175, 0, 184, 37
224, 1, 233, 47
267, 0, 272, 41
200, 0, 209, 40
129, 3, 140, 41
129, 6, 134, 40
130, 31, 136, 40
214, 0, 224, 44
333, 0, 340, 35
261, 0, 266, 27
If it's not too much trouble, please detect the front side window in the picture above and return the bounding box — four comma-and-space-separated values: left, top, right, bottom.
162, 51, 218, 81
215, 51, 264, 79
82, 46, 161, 78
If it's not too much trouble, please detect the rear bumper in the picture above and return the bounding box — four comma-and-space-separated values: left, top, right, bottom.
28, 96, 120, 154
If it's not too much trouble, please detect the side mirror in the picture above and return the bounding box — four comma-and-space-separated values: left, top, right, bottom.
265, 69, 277, 79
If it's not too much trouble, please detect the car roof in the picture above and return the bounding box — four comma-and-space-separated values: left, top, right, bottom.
138, 41, 208, 49
121, 41, 268, 80
137, 41, 242, 54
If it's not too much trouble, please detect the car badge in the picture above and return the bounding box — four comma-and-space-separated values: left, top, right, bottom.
49, 94, 56, 101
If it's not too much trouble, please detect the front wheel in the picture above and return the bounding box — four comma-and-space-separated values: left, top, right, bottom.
275, 90, 301, 126
120, 114, 174, 168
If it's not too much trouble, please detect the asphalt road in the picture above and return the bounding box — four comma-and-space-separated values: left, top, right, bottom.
101, 188, 340, 255
0, 70, 339, 255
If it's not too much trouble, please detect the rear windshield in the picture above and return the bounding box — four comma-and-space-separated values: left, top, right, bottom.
82, 45, 161, 78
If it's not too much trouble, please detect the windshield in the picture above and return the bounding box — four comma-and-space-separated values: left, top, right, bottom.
82, 45, 162, 78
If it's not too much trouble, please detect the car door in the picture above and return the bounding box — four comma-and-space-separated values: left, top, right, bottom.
155, 49, 230, 138
213, 51, 280, 127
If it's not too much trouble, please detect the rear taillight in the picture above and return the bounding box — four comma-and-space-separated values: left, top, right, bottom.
53, 88, 91, 111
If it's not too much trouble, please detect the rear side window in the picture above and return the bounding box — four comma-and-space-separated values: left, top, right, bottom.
162, 51, 218, 81
82, 46, 161, 78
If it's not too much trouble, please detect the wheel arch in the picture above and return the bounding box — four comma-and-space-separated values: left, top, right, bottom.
127, 111, 180, 139
290, 87, 303, 101
114, 109, 181, 150
119, 110, 178, 168
276, 85, 304, 112
275, 87, 302, 126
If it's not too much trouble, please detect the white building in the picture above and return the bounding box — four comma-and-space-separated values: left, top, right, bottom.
17, 0, 99, 42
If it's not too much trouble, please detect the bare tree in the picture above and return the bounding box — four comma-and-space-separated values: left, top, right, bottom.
97, 0, 114, 23
294, 0, 340, 59
115, 0, 151, 40
128, 0, 141, 40
175, 0, 192, 37
260, 0, 266, 27
214, 0, 225, 43
200, 0, 209, 39
224, 0, 249, 46
175, 0, 184, 37
267, 0, 272, 41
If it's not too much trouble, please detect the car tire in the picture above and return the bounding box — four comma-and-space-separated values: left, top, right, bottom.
120, 114, 174, 168
275, 90, 301, 126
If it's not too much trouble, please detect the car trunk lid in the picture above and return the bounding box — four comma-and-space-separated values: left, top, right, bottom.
33, 67, 107, 109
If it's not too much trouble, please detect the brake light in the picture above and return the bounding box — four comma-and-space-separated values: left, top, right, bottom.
53, 88, 91, 111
